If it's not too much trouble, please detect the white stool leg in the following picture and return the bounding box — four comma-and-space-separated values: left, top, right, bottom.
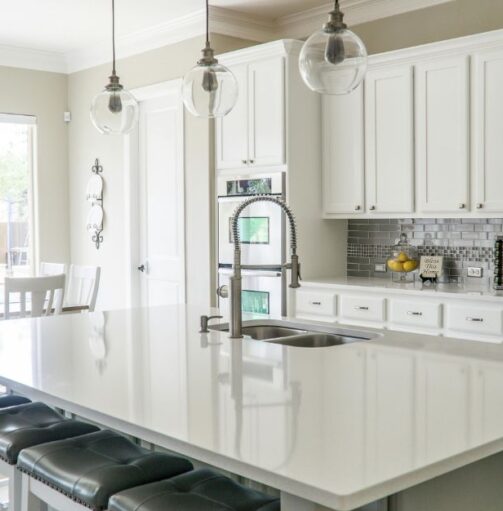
7, 468, 21, 511
20, 475, 46, 511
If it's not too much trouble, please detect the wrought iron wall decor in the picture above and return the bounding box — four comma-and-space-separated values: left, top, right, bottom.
87, 158, 104, 249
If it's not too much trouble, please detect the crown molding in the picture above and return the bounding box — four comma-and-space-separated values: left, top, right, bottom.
0, 44, 66, 74
277, 0, 456, 39
0, 0, 461, 74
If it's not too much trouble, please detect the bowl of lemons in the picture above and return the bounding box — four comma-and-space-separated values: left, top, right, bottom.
387, 234, 418, 282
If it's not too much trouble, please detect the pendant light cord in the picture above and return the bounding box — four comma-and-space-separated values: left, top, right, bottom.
112, 0, 117, 76
206, 0, 210, 47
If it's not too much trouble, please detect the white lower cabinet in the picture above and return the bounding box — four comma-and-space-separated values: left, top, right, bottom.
339, 294, 386, 324
294, 285, 503, 341
445, 304, 503, 338
389, 299, 442, 333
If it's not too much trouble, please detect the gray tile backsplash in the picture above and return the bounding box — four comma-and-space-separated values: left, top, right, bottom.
347, 218, 502, 282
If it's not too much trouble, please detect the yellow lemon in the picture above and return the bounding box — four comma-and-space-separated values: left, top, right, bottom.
388, 260, 404, 272
397, 252, 409, 263
403, 260, 418, 272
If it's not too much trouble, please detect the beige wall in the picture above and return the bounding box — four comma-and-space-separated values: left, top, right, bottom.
67, 34, 253, 310
0, 66, 69, 266
355, 0, 503, 54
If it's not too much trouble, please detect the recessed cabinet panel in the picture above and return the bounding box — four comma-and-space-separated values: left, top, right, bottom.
365, 66, 414, 213
415, 56, 470, 213
216, 64, 249, 170
473, 49, 503, 212
323, 86, 365, 215
248, 57, 285, 168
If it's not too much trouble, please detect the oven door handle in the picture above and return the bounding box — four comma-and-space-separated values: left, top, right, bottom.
218, 269, 282, 278
240, 264, 283, 271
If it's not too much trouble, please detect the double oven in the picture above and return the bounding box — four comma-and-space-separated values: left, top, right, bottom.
217, 172, 286, 318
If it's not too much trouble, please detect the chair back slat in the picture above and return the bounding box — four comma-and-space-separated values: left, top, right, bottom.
4, 275, 66, 320
66, 265, 100, 312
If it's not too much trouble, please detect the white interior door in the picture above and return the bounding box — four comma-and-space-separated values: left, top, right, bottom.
138, 87, 185, 307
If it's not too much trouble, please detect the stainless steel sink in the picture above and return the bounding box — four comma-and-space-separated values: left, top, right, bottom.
209, 320, 377, 348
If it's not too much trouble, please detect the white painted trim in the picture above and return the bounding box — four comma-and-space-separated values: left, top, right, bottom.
0, 0, 457, 74
278, 0, 455, 39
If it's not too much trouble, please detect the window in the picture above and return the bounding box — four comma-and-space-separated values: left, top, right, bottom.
0, 114, 36, 281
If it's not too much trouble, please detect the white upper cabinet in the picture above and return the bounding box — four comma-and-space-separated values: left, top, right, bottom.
216, 64, 248, 170
322, 86, 365, 215
216, 56, 285, 172
365, 66, 414, 214
472, 48, 503, 212
248, 57, 285, 168
415, 56, 470, 214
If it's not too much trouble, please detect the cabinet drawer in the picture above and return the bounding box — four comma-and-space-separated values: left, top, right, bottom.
390, 300, 442, 329
340, 295, 386, 323
446, 305, 503, 336
296, 290, 336, 318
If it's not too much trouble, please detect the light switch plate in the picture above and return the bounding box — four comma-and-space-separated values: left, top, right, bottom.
374, 263, 387, 273
467, 267, 483, 278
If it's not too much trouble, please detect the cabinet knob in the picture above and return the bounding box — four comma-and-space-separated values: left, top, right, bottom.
369, 205, 376, 211
476, 203, 484, 209
355, 205, 361, 211
249, 159, 255, 164
459, 203, 466, 209
241, 160, 247, 165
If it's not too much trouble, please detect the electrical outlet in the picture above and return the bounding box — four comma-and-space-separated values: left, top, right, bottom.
467, 267, 483, 278
374, 263, 387, 273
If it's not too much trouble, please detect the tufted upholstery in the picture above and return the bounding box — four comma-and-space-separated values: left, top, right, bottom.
0, 395, 31, 409
17, 429, 194, 511
0, 402, 98, 464
108, 469, 281, 511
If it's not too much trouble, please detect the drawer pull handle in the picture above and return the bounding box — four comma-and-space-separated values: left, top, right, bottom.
355, 306, 369, 311
311, 301, 322, 306
407, 311, 423, 316
466, 317, 484, 322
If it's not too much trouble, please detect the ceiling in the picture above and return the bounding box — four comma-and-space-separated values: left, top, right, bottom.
0, 0, 455, 73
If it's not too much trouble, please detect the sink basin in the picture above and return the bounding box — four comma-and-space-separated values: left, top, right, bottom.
208, 320, 377, 348
270, 333, 364, 348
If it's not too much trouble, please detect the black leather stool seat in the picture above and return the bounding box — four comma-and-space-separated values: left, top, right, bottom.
0, 395, 31, 408
17, 429, 194, 511
0, 402, 98, 464
109, 469, 281, 511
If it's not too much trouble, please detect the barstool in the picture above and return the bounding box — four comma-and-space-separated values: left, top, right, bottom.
0, 396, 31, 409
108, 469, 281, 511
0, 402, 99, 511
17, 429, 194, 511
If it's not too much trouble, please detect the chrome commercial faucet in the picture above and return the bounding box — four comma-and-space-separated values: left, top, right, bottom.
229, 195, 301, 339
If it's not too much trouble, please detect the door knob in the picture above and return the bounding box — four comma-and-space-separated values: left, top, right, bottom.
217, 285, 229, 298
137, 264, 146, 272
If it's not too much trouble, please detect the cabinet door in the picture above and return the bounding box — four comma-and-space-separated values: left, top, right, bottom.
415, 56, 470, 213
216, 64, 249, 171
473, 49, 503, 212
248, 57, 285, 168
323, 86, 365, 215
365, 66, 414, 213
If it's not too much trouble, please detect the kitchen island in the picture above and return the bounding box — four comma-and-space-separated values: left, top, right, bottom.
0, 305, 503, 510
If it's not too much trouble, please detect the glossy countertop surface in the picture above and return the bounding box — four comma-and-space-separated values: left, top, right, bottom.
302, 276, 503, 301
1, 306, 503, 509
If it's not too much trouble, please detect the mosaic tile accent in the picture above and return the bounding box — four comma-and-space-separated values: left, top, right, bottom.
347, 218, 503, 282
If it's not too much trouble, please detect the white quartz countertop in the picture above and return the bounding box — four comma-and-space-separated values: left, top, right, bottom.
1, 306, 503, 510
301, 276, 503, 302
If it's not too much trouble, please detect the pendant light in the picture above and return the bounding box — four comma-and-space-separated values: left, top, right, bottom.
182, 0, 238, 118
299, 0, 367, 95
90, 0, 138, 135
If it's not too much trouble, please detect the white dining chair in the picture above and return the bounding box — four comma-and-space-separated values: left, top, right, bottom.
3, 274, 66, 320
65, 265, 101, 312
39, 261, 67, 276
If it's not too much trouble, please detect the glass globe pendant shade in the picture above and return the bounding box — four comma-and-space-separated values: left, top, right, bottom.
182, 47, 238, 118
299, 1, 367, 95
90, 76, 139, 135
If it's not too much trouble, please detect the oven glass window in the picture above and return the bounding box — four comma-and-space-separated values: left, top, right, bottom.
226, 178, 272, 196
242, 290, 270, 315
229, 217, 269, 244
